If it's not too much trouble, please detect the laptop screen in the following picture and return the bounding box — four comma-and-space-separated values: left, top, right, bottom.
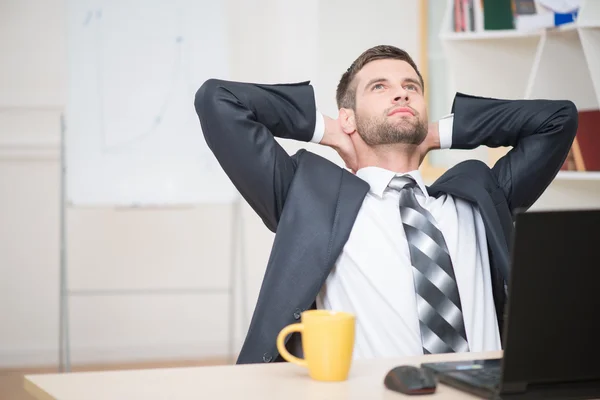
500, 209, 600, 392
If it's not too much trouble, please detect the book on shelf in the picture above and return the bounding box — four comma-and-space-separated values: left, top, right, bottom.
561, 109, 600, 172
451, 0, 580, 33
514, 0, 580, 31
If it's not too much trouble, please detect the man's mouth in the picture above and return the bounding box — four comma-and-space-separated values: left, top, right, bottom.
388, 106, 415, 117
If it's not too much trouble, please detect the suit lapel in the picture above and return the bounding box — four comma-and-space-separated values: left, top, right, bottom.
429, 175, 510, 283
326, 170, 371, 270
266, 165, 369, 308
237, 154, 368, 364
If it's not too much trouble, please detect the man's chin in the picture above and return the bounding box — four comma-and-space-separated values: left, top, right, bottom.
390, 117, 417, 129
392, 127, 427, 145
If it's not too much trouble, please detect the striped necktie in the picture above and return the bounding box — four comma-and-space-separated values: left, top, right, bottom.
388, 176, 469, 354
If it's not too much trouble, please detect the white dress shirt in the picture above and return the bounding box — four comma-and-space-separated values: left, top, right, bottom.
310, 111, 502, 360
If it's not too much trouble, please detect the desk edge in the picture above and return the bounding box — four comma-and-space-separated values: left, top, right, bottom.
23, 375, 59, 400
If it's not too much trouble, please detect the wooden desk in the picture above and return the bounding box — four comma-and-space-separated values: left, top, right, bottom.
24, 351, 502, 400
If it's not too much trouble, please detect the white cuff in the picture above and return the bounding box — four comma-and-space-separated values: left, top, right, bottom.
438, 113, 454, 149
311, 110, 325, 143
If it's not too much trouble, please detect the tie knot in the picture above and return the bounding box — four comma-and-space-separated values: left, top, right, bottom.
388, 175, 417, 192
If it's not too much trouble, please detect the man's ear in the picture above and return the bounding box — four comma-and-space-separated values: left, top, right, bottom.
338, 108, 356, 135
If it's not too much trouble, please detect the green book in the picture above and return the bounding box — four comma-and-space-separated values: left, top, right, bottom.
483, 0, 515, 30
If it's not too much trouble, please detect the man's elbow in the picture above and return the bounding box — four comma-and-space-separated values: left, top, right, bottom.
194, 78, 224, 120
560, 100, 579, 140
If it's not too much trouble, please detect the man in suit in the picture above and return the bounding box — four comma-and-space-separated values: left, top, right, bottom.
194, 45, 577, 364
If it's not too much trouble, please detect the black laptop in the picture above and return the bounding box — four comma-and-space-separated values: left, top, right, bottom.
421, 208, 600, 399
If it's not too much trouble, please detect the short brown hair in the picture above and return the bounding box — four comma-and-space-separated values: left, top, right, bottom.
335, 45, 424, 110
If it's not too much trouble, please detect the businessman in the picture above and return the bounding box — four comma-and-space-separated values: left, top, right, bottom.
194, 45, 577, 364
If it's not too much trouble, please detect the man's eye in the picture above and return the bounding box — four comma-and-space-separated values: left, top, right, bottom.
406, 84, 418, 91
373, 84, 384, 90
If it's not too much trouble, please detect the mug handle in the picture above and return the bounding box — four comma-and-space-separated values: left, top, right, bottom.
276, 323, 307, 367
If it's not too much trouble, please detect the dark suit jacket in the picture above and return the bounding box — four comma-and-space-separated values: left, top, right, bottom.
194, 79, 578, 365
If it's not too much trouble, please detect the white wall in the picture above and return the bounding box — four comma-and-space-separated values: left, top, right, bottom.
1, 0, 598, 369
1, 0, 65, 368
0, 0, 420, 367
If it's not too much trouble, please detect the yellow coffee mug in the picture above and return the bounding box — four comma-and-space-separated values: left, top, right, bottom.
276, 310, 356, 382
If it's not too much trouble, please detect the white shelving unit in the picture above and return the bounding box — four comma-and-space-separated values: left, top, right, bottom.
430, 0, 600, 180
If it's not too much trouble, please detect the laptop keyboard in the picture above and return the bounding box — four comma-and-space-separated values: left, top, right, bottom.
456, 365, 501, 388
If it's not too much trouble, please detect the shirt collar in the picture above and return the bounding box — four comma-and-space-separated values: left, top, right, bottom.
355, 166, 429, 199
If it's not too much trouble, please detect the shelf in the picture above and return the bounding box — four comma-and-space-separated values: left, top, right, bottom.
421, 169, 600, 184
431, 0, 600, 180
555, 171, 600, 181
576, 21, 600, 28
440, 22, 587, 41
579, 27, 600, 108
553, 22, 579, 32
578, 0, 600, 27
527, 28, 599, 110
440, 29, 541, 41
442, 34, 541, 100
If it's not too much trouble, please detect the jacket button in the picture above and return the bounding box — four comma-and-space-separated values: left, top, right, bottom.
263, 353, 272, 363
293, 308, 301, 320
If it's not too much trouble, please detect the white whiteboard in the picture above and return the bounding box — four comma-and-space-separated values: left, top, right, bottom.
65, 0, 237, 206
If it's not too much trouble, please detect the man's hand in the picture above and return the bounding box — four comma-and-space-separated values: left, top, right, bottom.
321, 115, 358, 173
418, 121, 441, 164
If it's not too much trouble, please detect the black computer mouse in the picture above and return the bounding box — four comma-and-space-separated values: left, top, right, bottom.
384, 365, 437, 395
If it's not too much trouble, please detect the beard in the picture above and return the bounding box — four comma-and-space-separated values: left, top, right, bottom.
355, 111, 427, 147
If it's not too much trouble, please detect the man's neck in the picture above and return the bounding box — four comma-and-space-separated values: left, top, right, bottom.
356, 144, 421, 173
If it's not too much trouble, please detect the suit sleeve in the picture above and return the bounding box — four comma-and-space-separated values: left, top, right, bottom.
194, 79, 317, 232
449, 92, 578, 213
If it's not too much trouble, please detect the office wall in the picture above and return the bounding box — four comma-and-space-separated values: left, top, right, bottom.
1, 0, 599, 368
1, 0, 65, 368
0, 0, 419, 367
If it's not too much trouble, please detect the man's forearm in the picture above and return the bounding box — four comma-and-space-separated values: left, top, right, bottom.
447, 92, 577, 211
197, 79, 318, 144
194, 79, 320, 231
448, 93, 576, 150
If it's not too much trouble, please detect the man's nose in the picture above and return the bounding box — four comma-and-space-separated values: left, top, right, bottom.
393, 87, 409, 103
